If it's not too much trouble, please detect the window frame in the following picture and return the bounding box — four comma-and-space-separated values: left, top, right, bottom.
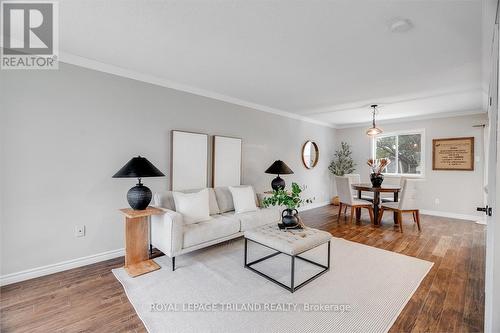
371, 129, 426, 178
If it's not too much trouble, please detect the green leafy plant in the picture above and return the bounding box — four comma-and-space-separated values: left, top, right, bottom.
262, 183, 313, 210
328, 142, 356, 176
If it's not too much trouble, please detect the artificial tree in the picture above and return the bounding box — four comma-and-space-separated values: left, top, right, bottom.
329, 142, 356, 205
328, 142, 356, 176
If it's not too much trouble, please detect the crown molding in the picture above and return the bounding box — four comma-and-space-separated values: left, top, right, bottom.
301, 87, 485, 116
58, 52, 335, 129
334, 109, 486, 129
23, 50, 483, 130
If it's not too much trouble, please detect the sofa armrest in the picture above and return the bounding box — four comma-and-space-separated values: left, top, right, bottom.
151, 207, 184, 257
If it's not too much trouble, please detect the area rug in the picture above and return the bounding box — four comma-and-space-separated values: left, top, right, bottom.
113, 237, 433, 333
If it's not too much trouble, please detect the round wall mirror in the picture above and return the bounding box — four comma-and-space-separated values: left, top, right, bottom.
302, 141, 319, 169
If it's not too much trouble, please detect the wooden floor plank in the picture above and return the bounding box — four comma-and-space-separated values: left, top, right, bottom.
0, 205, 485, 332
435, 235, 472, 333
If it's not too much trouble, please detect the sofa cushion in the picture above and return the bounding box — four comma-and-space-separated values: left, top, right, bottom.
173, 189, 211, 224
154, 191, 175, 210
229, 185, 258, 214
207, 189, 221, 215
183, 215, 240, 248
154, 188, 220, 215
215, 186, 260, 213
214, 187, 234, 213
224, 206, 280, 232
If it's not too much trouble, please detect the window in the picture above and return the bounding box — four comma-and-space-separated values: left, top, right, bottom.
372, 130, 424, 176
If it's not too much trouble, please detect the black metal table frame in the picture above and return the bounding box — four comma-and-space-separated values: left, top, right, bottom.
244, 238, 331, 293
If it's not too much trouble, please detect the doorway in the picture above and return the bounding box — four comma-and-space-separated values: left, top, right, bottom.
485, 18, 500, 333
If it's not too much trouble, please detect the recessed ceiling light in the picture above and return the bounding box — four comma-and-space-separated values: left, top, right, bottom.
389, 18, 413, 33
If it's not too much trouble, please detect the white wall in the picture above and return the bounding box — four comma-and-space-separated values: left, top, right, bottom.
335, 114, 487, 218
0, 63, 335, 277
1, 62, 487, 282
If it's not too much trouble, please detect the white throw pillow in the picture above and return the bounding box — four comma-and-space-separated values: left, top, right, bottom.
229, 186, 258, 214
172, 188, 211, 224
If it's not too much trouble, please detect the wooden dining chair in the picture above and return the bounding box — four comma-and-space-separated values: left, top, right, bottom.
344, 173, 374, 203
382, 176, 407, 202
344, 173, 361, 195
335, 176, 374, 224
378, 178, 421, 232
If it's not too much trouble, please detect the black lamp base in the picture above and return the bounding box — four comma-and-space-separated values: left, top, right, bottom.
127, 183, 152, 210
271, 175, 286, 191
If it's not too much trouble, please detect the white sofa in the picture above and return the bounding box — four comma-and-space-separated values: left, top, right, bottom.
151, 186, 281, 270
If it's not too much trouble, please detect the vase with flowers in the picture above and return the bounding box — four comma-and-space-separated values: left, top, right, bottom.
367, 158, 391, 187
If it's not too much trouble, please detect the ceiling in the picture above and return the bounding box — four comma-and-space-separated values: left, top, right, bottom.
58, 0, 484, 127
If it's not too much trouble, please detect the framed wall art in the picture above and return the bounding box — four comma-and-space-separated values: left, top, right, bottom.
432, 137, 474, 171
212, 135, 242, 187
171, 130, 209, 190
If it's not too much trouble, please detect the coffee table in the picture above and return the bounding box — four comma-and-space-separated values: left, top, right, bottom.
244, 224, 332, 293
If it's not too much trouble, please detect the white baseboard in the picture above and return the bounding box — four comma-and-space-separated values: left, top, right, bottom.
0, 248, 125, 286
298, 201, 330, 212
420, 209, 485, 223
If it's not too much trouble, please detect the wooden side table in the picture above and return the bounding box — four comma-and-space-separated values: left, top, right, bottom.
119, 206, 164, 277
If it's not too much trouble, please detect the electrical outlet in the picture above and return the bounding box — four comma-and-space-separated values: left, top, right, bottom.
434, 198, 440, 205
75, 225, 85, 237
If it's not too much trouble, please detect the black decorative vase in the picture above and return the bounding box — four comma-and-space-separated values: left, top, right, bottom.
127, 183, 152, 210
281, 208, 299, 227
370, 173, 384, 188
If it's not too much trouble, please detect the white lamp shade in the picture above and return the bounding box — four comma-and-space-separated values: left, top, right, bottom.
366, 127, 383, 136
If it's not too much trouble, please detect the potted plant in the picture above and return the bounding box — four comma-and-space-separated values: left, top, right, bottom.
262, 183, 313, 228
367, 158, 391, 187
328, 142, 356, 205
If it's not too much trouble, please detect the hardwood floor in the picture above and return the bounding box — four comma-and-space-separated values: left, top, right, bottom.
303, 206, 486, 333
0, 205, 485, 333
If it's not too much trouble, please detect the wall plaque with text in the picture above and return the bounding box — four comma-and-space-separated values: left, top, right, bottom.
432, 137, 474, 171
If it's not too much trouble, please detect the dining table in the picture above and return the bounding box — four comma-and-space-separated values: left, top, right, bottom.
351, 183, 401, 224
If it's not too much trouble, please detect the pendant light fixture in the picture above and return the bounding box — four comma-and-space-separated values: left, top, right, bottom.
366, 104, 383, 136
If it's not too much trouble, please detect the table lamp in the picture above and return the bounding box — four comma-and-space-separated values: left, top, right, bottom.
112, 156, 165, 210
265, 160, 294, 190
